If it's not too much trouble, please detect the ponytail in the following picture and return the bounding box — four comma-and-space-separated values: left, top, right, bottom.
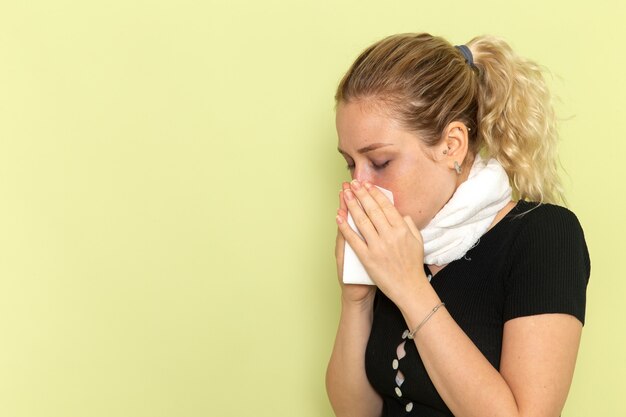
468, 36, 564, 204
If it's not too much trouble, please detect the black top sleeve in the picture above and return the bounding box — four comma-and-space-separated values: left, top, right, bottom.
503, 204, 591, 324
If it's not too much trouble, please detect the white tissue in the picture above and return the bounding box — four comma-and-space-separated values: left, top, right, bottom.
342, 186, 394, 286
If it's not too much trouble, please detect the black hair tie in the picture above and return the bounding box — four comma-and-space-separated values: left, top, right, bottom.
455, 45, 474, 67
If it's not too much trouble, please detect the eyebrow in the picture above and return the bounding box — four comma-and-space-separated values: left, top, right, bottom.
337, 142, 393, 155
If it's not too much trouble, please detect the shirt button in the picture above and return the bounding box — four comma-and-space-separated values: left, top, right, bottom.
394, 387, 402, 397
392, 359, 398, 370
406, 402, 414, 412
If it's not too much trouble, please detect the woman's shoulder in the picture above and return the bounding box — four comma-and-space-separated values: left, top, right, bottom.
490, 199, 589, 264
500, 200, 591, 324
507, 200, 584, 232
481, 200, 585, 251
505, 200, 590, 273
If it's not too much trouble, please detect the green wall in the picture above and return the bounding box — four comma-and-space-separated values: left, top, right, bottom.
1, 1, 623, 416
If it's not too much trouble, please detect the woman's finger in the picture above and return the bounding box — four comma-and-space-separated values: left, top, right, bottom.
348, 180, 391, 233
336, 212, 369, 256
335, 226, 345, 279
363, 181, 405, 227
344, 188, 379, 243
338, 181, 352, 223
403, 215, 422, 242
339, 183, 349, 212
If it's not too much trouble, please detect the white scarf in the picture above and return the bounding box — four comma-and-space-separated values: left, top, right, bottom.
421, 154, 512, 266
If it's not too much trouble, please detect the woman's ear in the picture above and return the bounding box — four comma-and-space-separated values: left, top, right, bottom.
439, 121, 470, 171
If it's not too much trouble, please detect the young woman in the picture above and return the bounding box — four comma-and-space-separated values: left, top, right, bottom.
326, 33, 590, 417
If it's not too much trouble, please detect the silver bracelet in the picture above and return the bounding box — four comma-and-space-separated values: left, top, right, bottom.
406, 302, 446, 340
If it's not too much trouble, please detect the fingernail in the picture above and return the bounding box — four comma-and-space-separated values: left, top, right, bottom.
344, 190, 354, 200
351, 179, 361, 190
336, 215, 344, 224
363, 181, 372, 190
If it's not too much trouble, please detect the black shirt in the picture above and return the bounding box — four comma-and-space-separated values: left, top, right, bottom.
364, 201, 590, 416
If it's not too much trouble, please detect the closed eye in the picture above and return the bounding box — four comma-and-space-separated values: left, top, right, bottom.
373, 161, 390, 170
345, 161, 390, 171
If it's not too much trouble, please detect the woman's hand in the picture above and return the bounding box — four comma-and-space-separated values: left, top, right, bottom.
336, 179, 429, 307
335, 182, 376, 306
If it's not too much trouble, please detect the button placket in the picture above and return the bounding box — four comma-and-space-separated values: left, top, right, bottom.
392, 333, 414, 414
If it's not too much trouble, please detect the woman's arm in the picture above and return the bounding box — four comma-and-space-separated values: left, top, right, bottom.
326, 295, 383, 417
326, 186, 383, 417
398, 284, 582, 417
337, 180, 584, 417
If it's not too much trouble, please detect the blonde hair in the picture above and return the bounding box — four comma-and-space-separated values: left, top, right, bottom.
335, 33, 564, 204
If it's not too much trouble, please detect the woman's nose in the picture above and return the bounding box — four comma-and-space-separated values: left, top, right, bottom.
352, 164, 372, 183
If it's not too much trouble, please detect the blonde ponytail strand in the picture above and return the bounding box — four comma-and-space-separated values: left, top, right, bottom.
468, 36, 564, 204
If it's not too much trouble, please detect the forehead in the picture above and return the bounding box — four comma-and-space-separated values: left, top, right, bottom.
336, 100, 409, 150
335, 101, 397, 140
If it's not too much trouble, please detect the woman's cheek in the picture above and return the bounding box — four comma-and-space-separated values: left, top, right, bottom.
370, 171, 412, 215
388, 185, 429, 227
391, 192, 409, 216
369, 169, 396, 189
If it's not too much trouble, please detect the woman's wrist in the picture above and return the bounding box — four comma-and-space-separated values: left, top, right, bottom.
394, 277, 442, 330
385, 272, 430, 309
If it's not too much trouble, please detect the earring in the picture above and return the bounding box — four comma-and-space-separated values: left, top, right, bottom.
454, 161, 461, 174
